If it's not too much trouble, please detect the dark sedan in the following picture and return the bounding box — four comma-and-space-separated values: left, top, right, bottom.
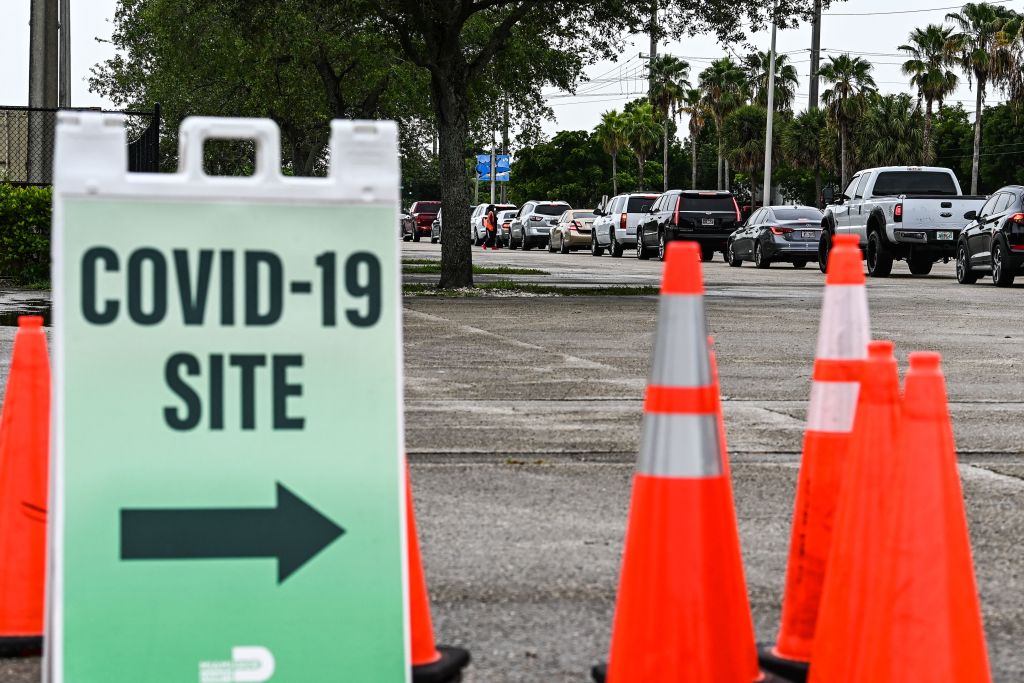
636, 190, 741, 261
727, 206, 824, 268
957, 185, 1024, 287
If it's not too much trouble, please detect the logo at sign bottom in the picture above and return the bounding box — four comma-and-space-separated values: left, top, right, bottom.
199, 646, 275, 682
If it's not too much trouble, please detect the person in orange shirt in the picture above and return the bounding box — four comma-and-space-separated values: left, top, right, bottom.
484, 204, 499, 250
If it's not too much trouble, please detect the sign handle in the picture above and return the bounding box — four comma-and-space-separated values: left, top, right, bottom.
177, 117, 282, 183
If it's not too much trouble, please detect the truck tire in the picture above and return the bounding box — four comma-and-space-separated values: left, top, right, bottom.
700, 245, 715, 262
907, 252, 933, 275
818, 231, 832, 274
866, 230, 893, 277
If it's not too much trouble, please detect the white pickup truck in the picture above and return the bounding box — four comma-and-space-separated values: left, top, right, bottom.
818, 166, 986, 277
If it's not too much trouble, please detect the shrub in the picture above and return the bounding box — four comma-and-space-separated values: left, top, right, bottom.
0, 184, 51, 285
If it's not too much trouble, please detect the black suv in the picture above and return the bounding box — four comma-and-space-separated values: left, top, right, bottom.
956, 185, 1024, 287
636, 190, 742, 261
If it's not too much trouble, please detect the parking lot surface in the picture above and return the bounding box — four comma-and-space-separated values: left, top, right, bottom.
3, 240, 1024, 681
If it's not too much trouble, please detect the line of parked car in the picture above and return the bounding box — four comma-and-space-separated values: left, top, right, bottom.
401, 165, 1024, 286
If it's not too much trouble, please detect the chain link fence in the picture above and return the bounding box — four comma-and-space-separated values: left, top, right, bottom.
0, 105, 160, 186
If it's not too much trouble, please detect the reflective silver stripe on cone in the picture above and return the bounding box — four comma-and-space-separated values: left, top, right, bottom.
638, 413, 723, 478
815, 284, 870, 360
806, 381, 860, 433
649, 295, 712, 388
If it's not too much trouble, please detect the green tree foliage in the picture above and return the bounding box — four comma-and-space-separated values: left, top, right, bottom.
624, 101, 663, 190
899, 24, 959, 163
945, 2, 1017, 193
649, 55, 691, 191
0, 185, 51, 285
679, 88, 707, 189
856, 94, 925, 167
782, 108, 828, 206
819, 54, 877, 188
977, 104, 1024, 190
508, 130, 616, 208
722, 105, 768, 209
743, 51, 800, 111
699, 57, 748, 189
594, 110, 629, 195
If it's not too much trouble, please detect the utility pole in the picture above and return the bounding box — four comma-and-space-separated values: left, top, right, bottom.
490, 133, 496, 205
648, 0, 658, 97
763, 6, 778, 208
28, 0, 59, 183
808, 0, 822, 110
501, 100, 509, 204
58, 0, 70, 107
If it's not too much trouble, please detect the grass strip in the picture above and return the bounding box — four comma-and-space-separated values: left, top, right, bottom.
403, 280, 658, 296
403, 263, 548, 276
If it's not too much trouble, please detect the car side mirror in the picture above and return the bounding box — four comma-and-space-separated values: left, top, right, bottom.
964, 210, 977, 220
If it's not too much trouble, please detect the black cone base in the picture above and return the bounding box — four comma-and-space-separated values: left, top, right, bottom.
757, 644, 809, 683
594, 660, 794, 682
412, 645, 471, 683
0, 636, 43, 658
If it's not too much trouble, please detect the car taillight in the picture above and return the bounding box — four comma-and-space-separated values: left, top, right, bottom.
732, 198, 741, 222
673, 198, 680, 226
770, 226, 794, 235
570, 220, 580, 231
620, 212, 627, 230
894, 203, 903, 222
1011, 212, 1024, 223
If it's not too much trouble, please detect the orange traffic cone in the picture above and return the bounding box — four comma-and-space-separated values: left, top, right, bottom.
760, 234, 869, 682
406, 466, 470, 682
808, 340, 901, 683
0, 316, 50, 656
592, 241, 782, 683
858, 352, 991, 681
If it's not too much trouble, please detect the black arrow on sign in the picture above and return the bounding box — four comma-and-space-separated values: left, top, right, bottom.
120, 483, 345, 583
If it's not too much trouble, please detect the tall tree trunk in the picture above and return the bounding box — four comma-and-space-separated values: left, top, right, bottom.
431, 68, 473, 289
725, 159, 730, 191
840, 121, 848, 189
638, 153, 645, 189
971, 80, 984, 194
612, 152, 618, 195
691, 136, 697, 189
814, 165, 822, 208
716, 135, 723, 189
663, 119, 669, 191
924, 97, 934, 165
750, 168, 757, 211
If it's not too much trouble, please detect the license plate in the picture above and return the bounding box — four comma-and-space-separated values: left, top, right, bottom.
936, 231, 953, 240
702, 218, 715, 226
801, 230, 816, 239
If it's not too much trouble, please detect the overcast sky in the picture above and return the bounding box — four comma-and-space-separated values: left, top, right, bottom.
1, 0, 1015, 135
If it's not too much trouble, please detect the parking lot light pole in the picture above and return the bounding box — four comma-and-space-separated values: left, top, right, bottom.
762, 5, 778, 207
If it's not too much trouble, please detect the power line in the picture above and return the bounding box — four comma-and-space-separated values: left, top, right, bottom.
824, 0, 1012, 16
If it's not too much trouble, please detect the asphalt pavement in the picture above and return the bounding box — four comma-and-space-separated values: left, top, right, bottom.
3, 239, 1024, 681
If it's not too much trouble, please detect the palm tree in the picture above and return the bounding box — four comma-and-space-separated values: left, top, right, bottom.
947, 2, 1017, 193
819, 54, 877, 189
782, 109, 828, 207
857, 93, 925, 167
744, 51, 800, 111
624, 101, 661, 190
649, 55, 691, 191
699, 57, 748, 190
679, 88, 706, 189
594, 109, 629, 195
722, 105, 768, 211
899, 25, 959, 163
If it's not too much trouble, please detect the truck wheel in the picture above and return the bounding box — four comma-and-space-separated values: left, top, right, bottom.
658, 231, 670, 261
907, 253, 933, 275
956, 243, 977, 284
591, 234, 604, 256
636, 230, 651, 260
610, 233, 624, 258
818, 231, 832, 273
866, 231, 893, 277
700, 245, 714, 262
992, 241, 1016, 287
792, 260, 807, 269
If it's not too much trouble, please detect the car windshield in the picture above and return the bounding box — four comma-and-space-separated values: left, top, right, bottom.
680, 196, 735, 212
773, 208, 823, 221
573, 211, 596, 219
872, 172, 958, 196
535, 203, 569, 215
627, 196, 658, 212
412, 202, 440, 212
